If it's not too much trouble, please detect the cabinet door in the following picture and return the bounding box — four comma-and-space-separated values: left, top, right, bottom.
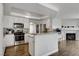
4, 16, 30, 28
29, 36, 34, 55
3, 16, 9, 28
25, 34, 29, 43
5, 35, 14, 47
14, 17, 24, 23
3, 16, 15, 28
24, 18, 29, 28
8, 17, 15, 28
14, 17, 29, 28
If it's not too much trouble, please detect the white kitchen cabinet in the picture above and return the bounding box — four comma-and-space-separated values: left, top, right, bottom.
4, 34, 15, 47
3, 16, 30, 28
28, 35, 35, 56
14, 17, 22, 23
25, 34, 29, 43
14, 17, 30, 28
29, 33, 58, 56
8, 17, 15, 28
3, 16, 10, 28
3, 16, 15, 28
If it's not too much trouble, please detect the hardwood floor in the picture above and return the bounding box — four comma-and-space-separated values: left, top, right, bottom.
51, 40, 79, 56
4, 43, 30, 56
5, 40, 79, 56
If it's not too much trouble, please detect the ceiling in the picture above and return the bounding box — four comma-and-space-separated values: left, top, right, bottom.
4, 3, 79, 19
4, 3, 57, 19
51, 3, 79, 19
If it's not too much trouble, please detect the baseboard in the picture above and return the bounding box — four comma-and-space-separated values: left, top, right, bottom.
29, 49, 58, 56
42, 49, 58, 56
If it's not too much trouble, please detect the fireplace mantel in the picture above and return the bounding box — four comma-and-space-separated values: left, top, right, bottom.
62, 28, 79, 31
61, 28, 79, 41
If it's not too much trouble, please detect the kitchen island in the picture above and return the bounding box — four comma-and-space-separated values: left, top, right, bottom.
29, 32, 59, 56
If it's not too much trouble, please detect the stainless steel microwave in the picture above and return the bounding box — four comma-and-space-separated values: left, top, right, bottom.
14, 23, 24, 28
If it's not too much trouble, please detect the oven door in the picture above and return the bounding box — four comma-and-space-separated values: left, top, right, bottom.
15, 35, 24, 41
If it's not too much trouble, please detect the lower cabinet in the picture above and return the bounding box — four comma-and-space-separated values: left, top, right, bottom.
28, 35, 35, 56
4, 34, 29, 47
25, 34, 29, 43
29, 37, 33, 55
4, 34, 15, 47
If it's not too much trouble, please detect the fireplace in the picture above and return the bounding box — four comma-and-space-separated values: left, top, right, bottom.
66, 33, 76, 40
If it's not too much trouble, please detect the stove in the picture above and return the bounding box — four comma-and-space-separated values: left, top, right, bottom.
14, 32, 25, 45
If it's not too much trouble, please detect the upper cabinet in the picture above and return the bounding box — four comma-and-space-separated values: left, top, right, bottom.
3, 16, 30, 29
14, 16, 30, 28
3, 16, 14, 28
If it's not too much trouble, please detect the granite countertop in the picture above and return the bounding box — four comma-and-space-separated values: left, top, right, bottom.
28, 31, 58, 36
37, 31, 58, 35
4, 31, 59, 36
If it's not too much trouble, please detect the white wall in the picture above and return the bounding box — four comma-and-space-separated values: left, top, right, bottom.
52, 13, 62, 29
0, 3, 4, 56
62, 19, 78, 27
52, 18, 61, 29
